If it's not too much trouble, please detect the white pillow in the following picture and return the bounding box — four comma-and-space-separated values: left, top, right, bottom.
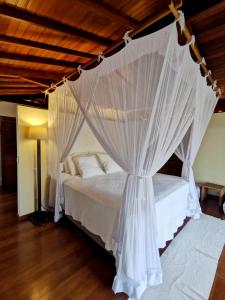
97, 153, 122, 174
64, 156, 77, 175
71, 152, 93, 175
75, 155, 105, 178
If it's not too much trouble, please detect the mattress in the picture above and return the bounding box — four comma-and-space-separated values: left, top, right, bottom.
62, 172, 189, 250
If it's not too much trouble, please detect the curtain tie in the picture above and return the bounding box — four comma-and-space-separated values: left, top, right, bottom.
188, 35, 195, 46
204, 69, 211, 78
212, 80, 217, 90
44, 90, 49, 97
197, 57, 206, 65
183, 159, 192, 168
123, 30, 132, 45
177, 10, 185, 32
128, 173, 151, 179
97, 52, 104, 62
217, 88, 222, 98
45, 84, 55, 96
77, 65, 82, 74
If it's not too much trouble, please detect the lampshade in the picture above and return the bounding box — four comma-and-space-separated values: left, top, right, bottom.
28, 126, 47, 140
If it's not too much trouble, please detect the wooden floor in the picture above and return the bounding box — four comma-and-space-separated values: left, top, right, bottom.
0, 190, 224, 300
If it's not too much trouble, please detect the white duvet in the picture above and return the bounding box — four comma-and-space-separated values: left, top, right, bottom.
61, 172, 189, 250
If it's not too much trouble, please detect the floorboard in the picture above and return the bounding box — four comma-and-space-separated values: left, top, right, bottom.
209, 245, 225, 300
0, 190, 224, 299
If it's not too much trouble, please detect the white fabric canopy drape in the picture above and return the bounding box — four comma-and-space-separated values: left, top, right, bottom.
68, 22, 201, 299
176, 74, 218, 219
48, 81, 84, 222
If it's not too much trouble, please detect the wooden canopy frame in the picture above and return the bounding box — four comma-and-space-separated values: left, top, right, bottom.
168, 2, 218, 94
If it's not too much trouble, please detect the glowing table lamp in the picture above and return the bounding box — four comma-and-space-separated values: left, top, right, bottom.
28, 126, 47, 225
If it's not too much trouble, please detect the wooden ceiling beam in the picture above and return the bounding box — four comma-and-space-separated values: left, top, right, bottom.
188, 1, 225, 25
0, 34, 96, 59
27, 77, 53, 86
217, 80, 225, 84
0, 3, 113, 45
0, 64, 64, 81
74, 0, 138, 28
0, 96, 48, 109
0, 86, 42, 90
0, 78, 27, 82
0, 83, 41, 88
0, 87, 42, 91
0, 51, 82, 68
0, 81, 41, 89
197, 23, 225, 44
0, 77, 52, 87
200, 40, 225, 61
0, 89, 42, 95
207, 59, 225, 67
17, 76, 48, 88
0, 74, 48, 87
0, 93, 45, 99
213, 72, 225, 79
0, 75, 52, 87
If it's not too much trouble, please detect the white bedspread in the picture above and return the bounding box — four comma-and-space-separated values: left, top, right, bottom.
62, 172, 189, 250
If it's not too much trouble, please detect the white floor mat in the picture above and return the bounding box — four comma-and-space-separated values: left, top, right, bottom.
141, 214, 225, 300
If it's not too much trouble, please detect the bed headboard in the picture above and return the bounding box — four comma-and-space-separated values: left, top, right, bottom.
159, 154, 182, 176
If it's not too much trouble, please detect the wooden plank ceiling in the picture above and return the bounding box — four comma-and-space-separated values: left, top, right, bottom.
0, 0, 224, 109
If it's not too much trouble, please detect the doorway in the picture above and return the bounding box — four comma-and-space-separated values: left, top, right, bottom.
0, 116, 17, 192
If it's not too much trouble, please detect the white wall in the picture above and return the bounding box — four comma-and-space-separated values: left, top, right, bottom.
0, 102, 17, 186
194, 113, 225, 188
70, 121, 104, 153
17, 105, 48, 216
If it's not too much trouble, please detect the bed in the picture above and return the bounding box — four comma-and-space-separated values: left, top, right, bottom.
56, 171, 189, 251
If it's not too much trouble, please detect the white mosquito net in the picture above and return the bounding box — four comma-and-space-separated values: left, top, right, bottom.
48, 14, 218, 300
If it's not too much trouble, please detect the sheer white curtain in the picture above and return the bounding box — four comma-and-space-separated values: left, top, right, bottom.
68, 22, 199, 299
176, 75, 218, 218
48, 81, 84, 221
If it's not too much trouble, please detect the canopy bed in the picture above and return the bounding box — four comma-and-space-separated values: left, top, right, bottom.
47, 6, 218, 300
55, 168, 189, 249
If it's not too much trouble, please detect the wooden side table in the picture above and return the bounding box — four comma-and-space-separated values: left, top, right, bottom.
198, 182, 225, 207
